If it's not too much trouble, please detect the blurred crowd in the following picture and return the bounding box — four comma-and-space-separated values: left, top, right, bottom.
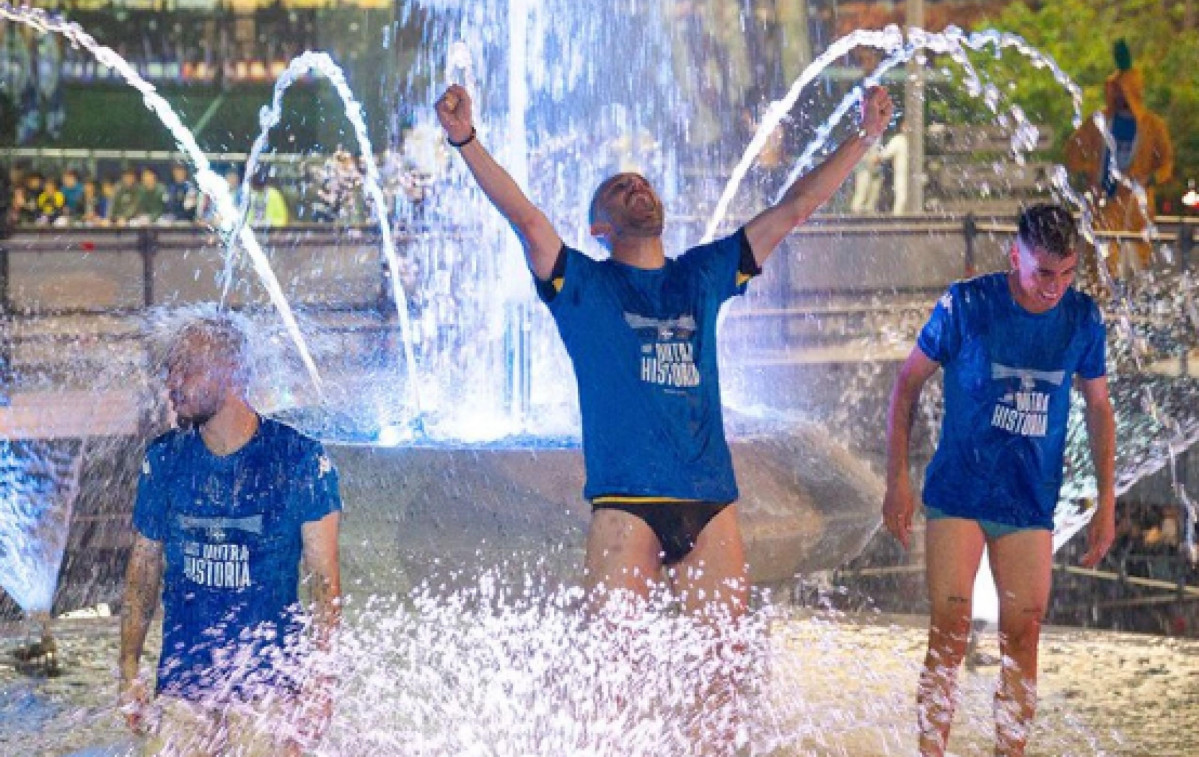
5, 145, 443, 231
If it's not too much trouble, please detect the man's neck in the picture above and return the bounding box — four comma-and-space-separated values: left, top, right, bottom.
199, 399, 259, 457
610, 236, 666, 269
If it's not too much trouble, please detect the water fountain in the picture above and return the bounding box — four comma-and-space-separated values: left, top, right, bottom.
1, 1, 1197, 755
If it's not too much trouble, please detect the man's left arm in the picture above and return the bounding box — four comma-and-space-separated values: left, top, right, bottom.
744, 86, 893, 267
1079, 376, 1117, 568
301, 511, 342, 651
294, 510, 341, 749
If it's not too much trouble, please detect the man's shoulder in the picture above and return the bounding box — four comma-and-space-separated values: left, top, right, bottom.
941, 272, 1002, 307
259, 417, 327, 459
139, 429, 189, 484
679, 227, 747, 258
563, 244, 601, 269
145, 428, 187, 457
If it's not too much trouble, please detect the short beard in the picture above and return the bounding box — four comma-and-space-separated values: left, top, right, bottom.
176, 411, 215, 431
620, 211, 665, 238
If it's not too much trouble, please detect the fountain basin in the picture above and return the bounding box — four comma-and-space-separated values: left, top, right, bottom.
332, 424, 884, 591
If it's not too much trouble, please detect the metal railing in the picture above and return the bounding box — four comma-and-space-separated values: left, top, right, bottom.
1, 212, 1193, 316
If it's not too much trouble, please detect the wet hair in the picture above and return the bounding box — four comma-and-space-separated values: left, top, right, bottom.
170, 313, 253, 390
1017, 203, 1077, 259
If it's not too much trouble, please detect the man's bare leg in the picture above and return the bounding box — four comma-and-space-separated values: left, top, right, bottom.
987, 529, 1052, 757
919, 518, 986, 757
670, 506, 750, 756
583, 508, 663, 615
671, 505, 749, 621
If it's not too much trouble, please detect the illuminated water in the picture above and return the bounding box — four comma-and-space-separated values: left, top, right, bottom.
0, 3, 1197, 755
4, 589, 1199, 756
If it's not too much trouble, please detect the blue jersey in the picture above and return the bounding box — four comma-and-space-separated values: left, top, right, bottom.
540, 229, 756, 503
132, 417, 341, 701
917, 272, 1106, 528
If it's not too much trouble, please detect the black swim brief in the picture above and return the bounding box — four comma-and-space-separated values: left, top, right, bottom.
591, 500, 730, 565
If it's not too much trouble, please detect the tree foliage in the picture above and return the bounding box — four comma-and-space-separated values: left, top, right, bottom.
930, 0, 1197, 207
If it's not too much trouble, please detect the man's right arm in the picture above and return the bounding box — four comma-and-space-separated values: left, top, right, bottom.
882, 347, 940, 549
435, 85, 563, 281
119, 533, 163, 731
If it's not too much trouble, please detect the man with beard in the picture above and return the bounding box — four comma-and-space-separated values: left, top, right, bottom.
119, 313, 341, 756
435, 83, 893, 622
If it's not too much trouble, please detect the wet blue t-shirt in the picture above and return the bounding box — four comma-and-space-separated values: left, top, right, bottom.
917, 272, 1106, 529
540, 229, 755, 502
132, 417, 341, 701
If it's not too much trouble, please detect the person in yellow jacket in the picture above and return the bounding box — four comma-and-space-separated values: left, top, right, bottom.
1064, 40, 1173, 280
246, 169, 290, 228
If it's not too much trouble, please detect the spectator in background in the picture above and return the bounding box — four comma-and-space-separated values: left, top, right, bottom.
81, 178, 105, 224
198, 165, 242, 227
1065, 40, 1173, 281
9, 185, 28, 227
246, 168, 289, 228
850, 141, 884, 214
306, 161, 336, 222
19, 172, 43, 223
135, 167, 166, 223
108, 167, 142, 225
35, 175, 65, 224
163, 163, 199, 222
60, 169, 84, 218
312, 149, 362, 223
225, 166, 242, 206
99, 178, 115, 223
850, 125, 909, 216
879, 129, 910, 216
3, 166, 21, 231
0, 166, 9, 238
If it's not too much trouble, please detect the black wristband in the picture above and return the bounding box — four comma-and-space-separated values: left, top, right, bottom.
448, 127, 476, 148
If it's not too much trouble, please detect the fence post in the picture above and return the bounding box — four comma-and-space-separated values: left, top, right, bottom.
139, 229, 155, 308
1179, 222, 1195, 379
0, 243, 9, 407
1179, 222, 1194, 273
963, 212, 977, 277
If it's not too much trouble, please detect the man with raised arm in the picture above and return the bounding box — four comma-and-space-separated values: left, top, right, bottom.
882, 204, 1117, 757
436, 84, 893, 621
119, 313, 342, 756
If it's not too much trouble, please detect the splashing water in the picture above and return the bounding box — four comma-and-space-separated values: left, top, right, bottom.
701, 25, 905, 244
706, 24, 1087, 242
0, 441, 86, 614
0, 3, 325, 396
231, 51, 425, 424
81, 567, 1141, 757
1052, 167, 1199, 559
